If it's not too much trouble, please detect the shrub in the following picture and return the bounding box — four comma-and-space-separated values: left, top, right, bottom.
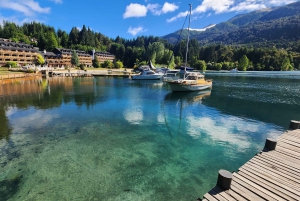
79, 64, 85, 70
5, 61, 18, 68
27, 69, 36, 73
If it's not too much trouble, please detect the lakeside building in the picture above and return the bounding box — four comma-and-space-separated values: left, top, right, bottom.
0, 38, 115, 68
0, 38, 38, 67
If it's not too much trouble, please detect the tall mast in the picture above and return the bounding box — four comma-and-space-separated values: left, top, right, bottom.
184, 4, 192, 68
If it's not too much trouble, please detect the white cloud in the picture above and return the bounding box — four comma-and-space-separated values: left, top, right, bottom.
230, 1, 266, 12
147, 2, 179, 16
123, 3, 148, 19
194, 0, 234, 14
124, 2, 178, 18
51, 0, 63, 4
166, 11, 189, 23
162, 2, 179, 13
167, 0, 297, 23
0, 0, 51, 16
147, 4, 161, 16
127, 26, 146, 36
267, 0, 297, 6
0, 0, 50, 24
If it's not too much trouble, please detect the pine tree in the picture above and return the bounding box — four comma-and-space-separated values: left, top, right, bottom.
44, 31, 58, 51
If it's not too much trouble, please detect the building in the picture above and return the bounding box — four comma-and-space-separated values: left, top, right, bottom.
93, 51, 115, 63
0, 38, 38, 67
0, 38, 115, 68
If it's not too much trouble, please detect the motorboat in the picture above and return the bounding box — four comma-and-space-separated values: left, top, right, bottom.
167, 72, 212, 91
166, 4, 213, 92
230, 68, 239, 73
163, 69, 180, 82
178, 66, 194, 74
131, 69, 164, 80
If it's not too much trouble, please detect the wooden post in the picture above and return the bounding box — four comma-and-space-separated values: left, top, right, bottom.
264, 138, 277, 150
217, 169, 232, 190
289, 120, 299, 130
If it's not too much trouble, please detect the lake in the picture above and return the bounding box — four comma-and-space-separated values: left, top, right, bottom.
1, 71, 300, 201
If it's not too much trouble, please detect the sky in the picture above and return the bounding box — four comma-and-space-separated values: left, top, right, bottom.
0, 0, 298, 39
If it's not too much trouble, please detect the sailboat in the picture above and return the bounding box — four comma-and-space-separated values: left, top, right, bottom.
166, 4, 212, 92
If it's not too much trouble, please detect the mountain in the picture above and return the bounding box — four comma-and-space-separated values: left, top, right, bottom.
162, 1, 300, 47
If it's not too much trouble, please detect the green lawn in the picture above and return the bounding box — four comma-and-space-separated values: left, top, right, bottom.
0, 67, 25, 75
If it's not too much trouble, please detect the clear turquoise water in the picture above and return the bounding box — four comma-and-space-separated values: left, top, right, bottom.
0, 72, 300, 200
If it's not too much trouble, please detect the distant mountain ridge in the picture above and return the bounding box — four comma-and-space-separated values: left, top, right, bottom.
162, 1, 300, 46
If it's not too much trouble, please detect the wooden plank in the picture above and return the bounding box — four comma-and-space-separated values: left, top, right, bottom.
243, 163, 298, 188
249, 159, 300, 183
230, 181, 264, 201
208, 188, 228, 201
241, 162, 300, 191
277, 141, 300, 154
233, 173, 284, 201
266, 151, 300, 166
275, 146, 300, 159
203, 193, 218, 201
283, 131, 300, 138
253, 156, 300, 176
278, 137, 300, 147
278, 138, 300, 149
211, 186, 237, 201
239, 165, 300, 197
223, 188, 247, 201
232, 175, 270, 200
238, 169, 299, 200
277, 141, 300, 153
258, 153, 300, 172
279, 134, 300, 142
280, 132, 300, 139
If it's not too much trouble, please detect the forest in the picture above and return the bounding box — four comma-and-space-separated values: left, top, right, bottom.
0, 21, 299, 71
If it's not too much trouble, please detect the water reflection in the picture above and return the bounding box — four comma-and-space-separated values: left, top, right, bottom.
164, 90, 211, 106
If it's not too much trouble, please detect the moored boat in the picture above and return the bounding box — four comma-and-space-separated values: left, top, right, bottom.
167, 72, 212, 91
131, 69, 164, 80
166, 4, 213, 92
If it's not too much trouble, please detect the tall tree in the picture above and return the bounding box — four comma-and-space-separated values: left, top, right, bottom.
44, 31, 58, 51
92, 55, 100, 68
69, 27, 79, 45
281, 57, 293, 71
238, 55, 249, 71
79, 25, 88, 45
71, 50, 79, 67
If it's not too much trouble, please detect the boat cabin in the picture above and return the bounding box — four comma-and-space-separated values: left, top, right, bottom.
186, 72, 204, 80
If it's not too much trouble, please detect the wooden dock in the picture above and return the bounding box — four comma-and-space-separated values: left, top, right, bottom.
201, 121, 300, 201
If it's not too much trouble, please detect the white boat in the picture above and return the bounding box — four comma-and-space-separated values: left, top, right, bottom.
167, 72, 212, 91
131, 69, 164, 80
163, 69, 180, 82
166, 4, 213, 92
230, 68, 239, 73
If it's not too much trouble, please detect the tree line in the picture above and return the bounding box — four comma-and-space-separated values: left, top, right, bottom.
0, 21, 298, 71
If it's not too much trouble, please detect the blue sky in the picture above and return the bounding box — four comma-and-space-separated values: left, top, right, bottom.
0, 0, 297, 39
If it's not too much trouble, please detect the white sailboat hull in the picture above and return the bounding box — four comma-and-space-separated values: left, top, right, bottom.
168, 82, 212, 92
131, 74, 163, 80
